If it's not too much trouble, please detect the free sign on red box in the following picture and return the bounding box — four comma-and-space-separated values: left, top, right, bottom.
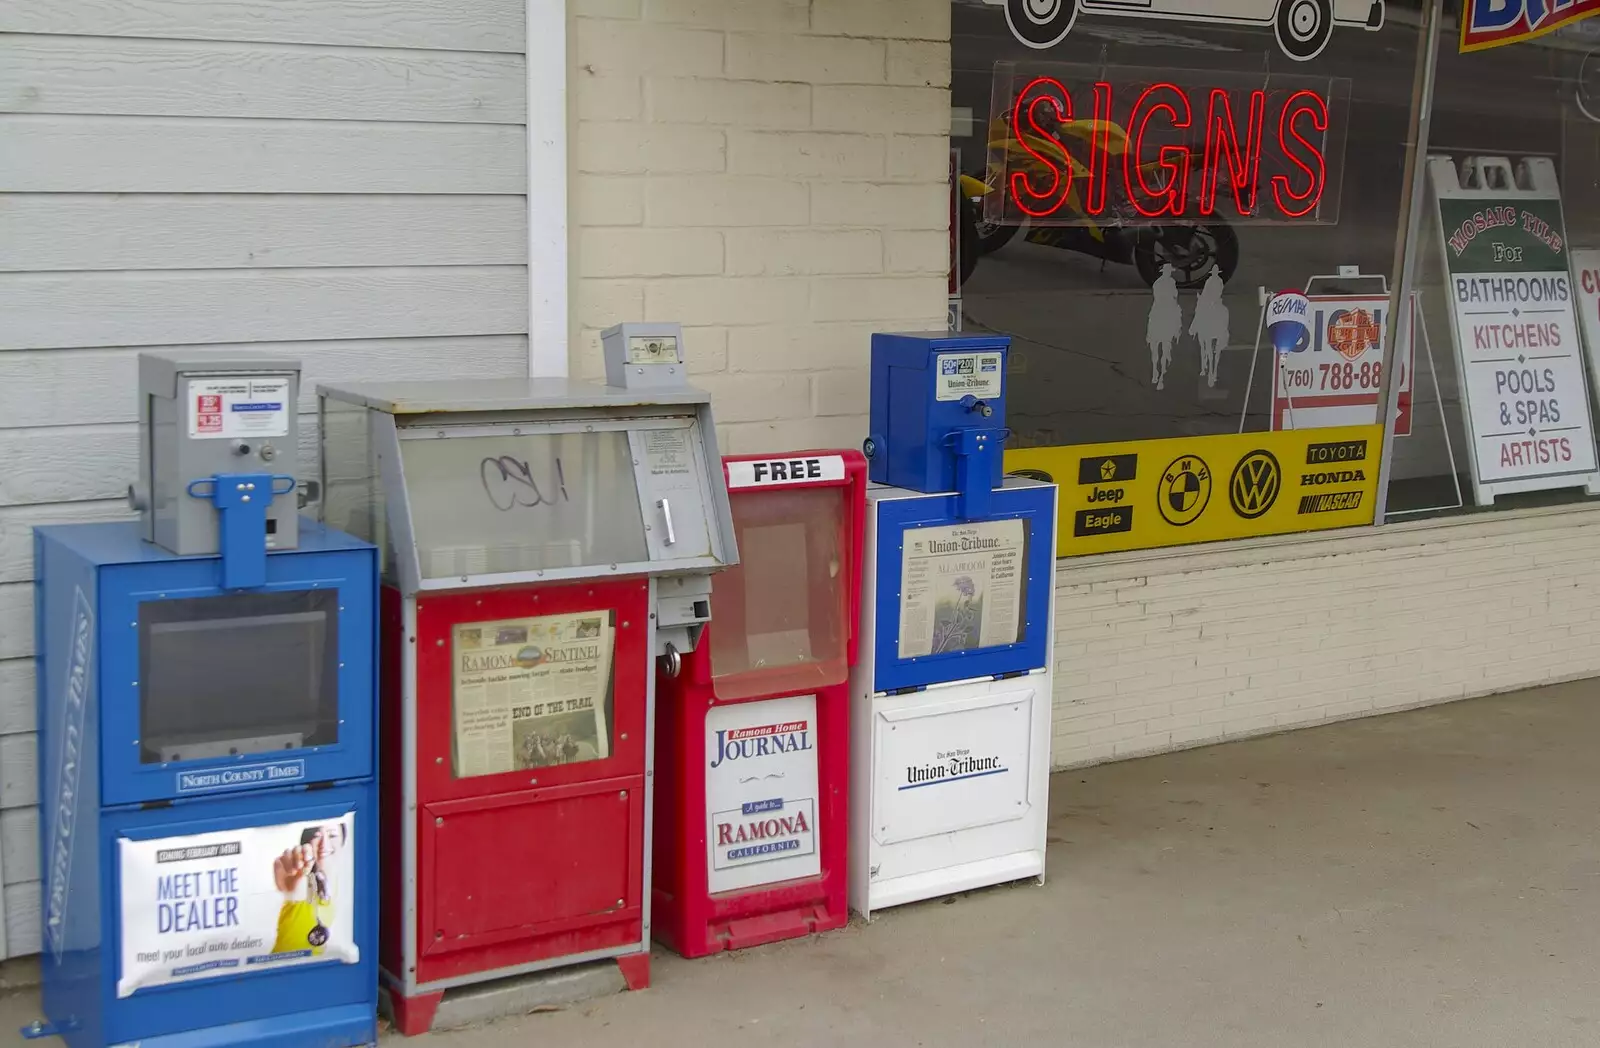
726, 455, 847, 489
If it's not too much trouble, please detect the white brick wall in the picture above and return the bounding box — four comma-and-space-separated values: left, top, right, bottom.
570, 0, 951, 453
1051, 503, 1600, 768
568, 3, 1600, 776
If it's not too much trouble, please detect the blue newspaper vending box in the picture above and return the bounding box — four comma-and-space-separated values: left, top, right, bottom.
31, 352, 378, 1048
849, 333, 1058, 918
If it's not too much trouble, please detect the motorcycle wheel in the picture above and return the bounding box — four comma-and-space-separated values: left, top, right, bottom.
956, 195, 981, 289
974, 215, 1022, 256
1133, 224, 1240, 291
1576, 49, 1600, 125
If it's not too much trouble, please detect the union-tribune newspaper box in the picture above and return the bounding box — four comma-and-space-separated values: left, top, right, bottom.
653, 451, 866, 956
851, 333, 1058, 917
33, 352, 379, 1048
318, 324, 737, 1034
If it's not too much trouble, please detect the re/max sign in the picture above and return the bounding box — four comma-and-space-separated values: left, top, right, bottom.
992, 68, 1349, 226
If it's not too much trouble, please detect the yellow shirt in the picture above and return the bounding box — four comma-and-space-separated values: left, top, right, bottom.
272, 897, 333, 955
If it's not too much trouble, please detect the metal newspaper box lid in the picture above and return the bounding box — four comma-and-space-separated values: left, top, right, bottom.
317, 376, 738, 596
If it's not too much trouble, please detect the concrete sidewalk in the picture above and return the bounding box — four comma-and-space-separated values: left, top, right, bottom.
5, 681, 1598, 1047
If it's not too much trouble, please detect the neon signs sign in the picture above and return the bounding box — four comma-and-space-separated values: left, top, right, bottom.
986, 64, 1350, 227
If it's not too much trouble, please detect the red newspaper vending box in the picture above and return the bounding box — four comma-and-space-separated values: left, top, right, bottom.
318, 358, 739, 1036
653, 450, 866, 956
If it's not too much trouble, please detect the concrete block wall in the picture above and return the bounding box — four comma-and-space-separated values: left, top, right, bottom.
1051, 504, 1600, 768
569, 0, 953, 453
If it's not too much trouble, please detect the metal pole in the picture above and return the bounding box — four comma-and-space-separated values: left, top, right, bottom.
1374, 0, 1444, 523
1238, 290, 1268, 433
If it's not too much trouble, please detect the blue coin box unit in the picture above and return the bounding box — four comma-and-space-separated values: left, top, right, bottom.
867, 333, 1010, 515
33, 520, 378, 1048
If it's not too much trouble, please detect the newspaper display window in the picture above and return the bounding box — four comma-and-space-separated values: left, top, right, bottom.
897, 518, 1029, 659
710, 485, 853, 703
450, 611, 617, 778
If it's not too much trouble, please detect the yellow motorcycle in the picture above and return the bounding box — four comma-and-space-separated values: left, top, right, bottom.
962, 110, 1240, 290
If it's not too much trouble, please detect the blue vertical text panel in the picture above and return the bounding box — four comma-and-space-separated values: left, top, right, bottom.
35, 530, 105, 1031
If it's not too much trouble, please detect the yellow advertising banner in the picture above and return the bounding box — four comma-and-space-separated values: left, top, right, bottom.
1004, 425, 1383, 557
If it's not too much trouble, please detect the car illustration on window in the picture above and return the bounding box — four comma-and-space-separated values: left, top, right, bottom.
993, 0, 1386, 61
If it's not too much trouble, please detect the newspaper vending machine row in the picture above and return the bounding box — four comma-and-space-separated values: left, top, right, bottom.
28, 328, 1060, 1045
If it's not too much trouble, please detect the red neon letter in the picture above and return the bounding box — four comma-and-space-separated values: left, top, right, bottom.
1124, 83, 1192, 218
1008, 77, 1073, 219
1085, 82, 1114, 217
1201, 88, 1266, 217
1271, 90, 1329, 219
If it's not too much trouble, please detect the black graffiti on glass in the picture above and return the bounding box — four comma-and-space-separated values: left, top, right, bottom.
480, 456, 570, 511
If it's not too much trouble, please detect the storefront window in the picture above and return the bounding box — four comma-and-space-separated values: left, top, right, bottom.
959, 0, 1429, 554
1386, 10, 1600, 518
961, 0, 1600, 552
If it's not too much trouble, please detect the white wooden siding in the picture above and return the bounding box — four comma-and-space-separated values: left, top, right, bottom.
0, 661, 36, 734
1, 503, 136, 585
3, 884, 36, 964
1, 809, 39, 887
0, 195, 528, 271
0, 0, 525, 52
0, 0, 530, 959
0, 37, 526, 122
0, 266, 530, 349
0, 336, 533, 426
0, 117, 528, 193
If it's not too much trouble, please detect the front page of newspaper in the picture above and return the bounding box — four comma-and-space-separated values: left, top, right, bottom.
898, 519, 1026, 659
452, 612, 613, 777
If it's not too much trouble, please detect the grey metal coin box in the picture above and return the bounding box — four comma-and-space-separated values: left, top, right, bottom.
135, 352, 302, 556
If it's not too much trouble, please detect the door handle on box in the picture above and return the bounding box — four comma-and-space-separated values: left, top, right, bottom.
657, 497, 676, 546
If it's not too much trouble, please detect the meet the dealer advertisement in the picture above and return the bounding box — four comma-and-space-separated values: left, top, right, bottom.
117, 813, 358, 998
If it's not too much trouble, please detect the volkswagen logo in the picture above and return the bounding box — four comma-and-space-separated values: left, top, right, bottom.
1229, 450, 1282, 519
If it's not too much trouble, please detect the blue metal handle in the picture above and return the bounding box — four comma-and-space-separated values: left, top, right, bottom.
187, 473, 296, 590
944, 427, 1009, 520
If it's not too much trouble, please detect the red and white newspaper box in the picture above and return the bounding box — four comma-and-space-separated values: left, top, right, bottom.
318, 352, 738, 1035
652, 451, 866, 956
